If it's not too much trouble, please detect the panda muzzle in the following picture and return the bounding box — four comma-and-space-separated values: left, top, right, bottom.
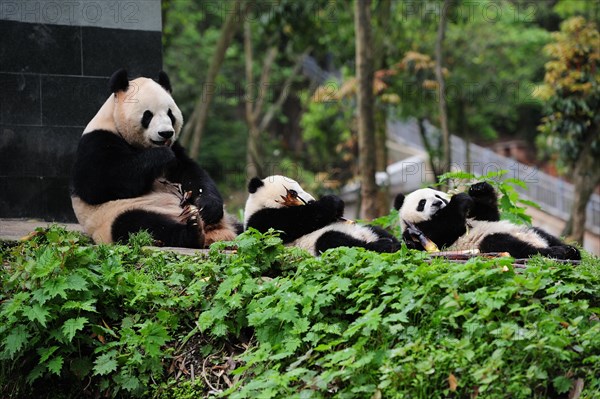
151, 138, 173, 146
152, 131, 174, 146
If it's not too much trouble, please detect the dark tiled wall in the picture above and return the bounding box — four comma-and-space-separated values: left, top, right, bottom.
0, 20, 162, 221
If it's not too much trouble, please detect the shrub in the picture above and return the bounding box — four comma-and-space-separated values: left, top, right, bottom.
1, 226, 599, 398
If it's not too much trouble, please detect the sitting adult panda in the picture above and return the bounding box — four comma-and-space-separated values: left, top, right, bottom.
394, 182, 580, 260
244, 175, 400, 256
70, 69, 237, 248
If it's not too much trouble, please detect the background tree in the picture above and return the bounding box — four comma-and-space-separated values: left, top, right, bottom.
435, 0, 452, 180
355, 0, 378, 220
183, 0, 248, 159
161, 0, 599, 240
537, 16, 600, 244
444, 0, 550, 157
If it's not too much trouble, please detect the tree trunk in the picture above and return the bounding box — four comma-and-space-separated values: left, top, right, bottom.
457, 99, 471, 172
562, 131, 600, 244
243, 23, 305, 179
373, 0, 392, 215
435, 0, 451, 180
243, 20, 265, 179
375, 108, 389, 215
186, 0, 247, 159
417, 117, 440, 182
355, 0, 378, 220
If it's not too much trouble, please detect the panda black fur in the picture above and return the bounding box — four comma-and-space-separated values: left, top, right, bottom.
70, 69, 237, 248
394, 182, 580, 260
244, 175, 400, 256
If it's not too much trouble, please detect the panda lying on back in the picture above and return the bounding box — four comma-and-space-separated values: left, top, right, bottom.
244, 175, 400, 256
70, 69, 237, 248
394, 182, 580, 260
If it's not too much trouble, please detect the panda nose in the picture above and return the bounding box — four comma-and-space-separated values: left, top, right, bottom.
159, 130, 174, 139
307, 200, 315, 204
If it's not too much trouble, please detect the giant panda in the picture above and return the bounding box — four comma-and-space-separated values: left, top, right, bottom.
393, 181, 581, 260
70, 69, 237, 248
244, 175, 400, 256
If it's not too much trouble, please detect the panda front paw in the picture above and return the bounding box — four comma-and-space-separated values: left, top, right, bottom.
469, 182, 496, 199
197, 198, 224, 226
451, 192, 474, 215
179, 204, 206, 248
318, 195, 345, 219
150, 146, 176, 164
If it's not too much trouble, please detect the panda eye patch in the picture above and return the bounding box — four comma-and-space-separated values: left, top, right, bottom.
435, 194, 448, 205
141, 110, 154, 129
288, 189, 298, 198
167, 108, 176, 126
417, 199, 427, 212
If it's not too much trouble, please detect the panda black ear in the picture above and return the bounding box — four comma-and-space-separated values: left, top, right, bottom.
110, 69, 129, 93
393, 193, 405, 210
157, 71, 172, 93
248, 177, 264, 194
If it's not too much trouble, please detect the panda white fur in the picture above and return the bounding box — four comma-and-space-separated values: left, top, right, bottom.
394, 182, 580, 260
244, 175, 400, 256
70, 69, 237, 248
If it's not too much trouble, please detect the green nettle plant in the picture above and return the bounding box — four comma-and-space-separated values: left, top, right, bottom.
1, 203, 599, 398
436, 170, 541, 225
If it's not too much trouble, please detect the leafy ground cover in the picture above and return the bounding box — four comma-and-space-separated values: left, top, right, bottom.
1, 226, 599, 398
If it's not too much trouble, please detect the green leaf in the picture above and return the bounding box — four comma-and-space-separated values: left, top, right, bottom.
66, 273, 88, 291
116, 372, 141, 392
47, 356, 64, 375
70, 357, 93, 380
93, 350, 118, 376
61, 317, 88, 342
198, 311, 215, 331
30, 288, 50, 305
38, 346, 59, 363
1, 292, 31, 318
31, 248, 60, 278
22, 304, 51, 327
44, 276, 70, 300
61, 299, 97, 312
26, 364, 46, 384
552, 375, 572, 394
3, 325, 30, 358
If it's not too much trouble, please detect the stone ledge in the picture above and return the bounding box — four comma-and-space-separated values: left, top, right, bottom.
0, 218, 218, 257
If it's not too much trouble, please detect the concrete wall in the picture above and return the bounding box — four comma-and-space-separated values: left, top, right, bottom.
0, 0, 162, 221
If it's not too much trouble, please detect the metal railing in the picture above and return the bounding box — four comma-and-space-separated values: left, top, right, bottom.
387, 119, 600, 235
300, 56, 599, 235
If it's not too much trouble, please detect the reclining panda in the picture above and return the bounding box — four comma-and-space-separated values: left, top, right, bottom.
394, 182, 580, 260
244, 175, 400, 256
70, 69, 237, 248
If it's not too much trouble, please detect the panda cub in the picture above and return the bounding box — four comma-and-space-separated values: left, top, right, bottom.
394, 182, 580, 260
70, 69, 237, 248
244, 175, 400, 256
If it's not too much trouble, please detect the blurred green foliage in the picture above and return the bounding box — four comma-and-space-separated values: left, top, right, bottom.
161, 0, 599, 202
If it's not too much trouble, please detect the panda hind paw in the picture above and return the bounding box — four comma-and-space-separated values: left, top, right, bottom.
543, 245, 581, 261
367, 238, 401, 253
554, 245, 581, 261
